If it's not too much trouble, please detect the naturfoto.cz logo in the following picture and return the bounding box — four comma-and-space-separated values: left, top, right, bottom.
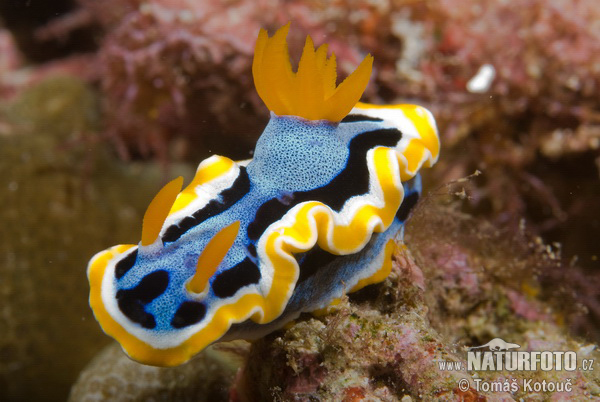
438, 338, 595, 394
437, 338, 594, 372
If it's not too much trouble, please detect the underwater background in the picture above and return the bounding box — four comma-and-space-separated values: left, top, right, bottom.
0, 0, 599, 400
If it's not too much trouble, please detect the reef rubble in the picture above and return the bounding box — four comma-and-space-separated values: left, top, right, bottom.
70, 192, 600, 401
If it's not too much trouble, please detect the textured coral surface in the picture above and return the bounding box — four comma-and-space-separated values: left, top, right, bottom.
69, 342, 242, 401
68, 195, 600, 400
236, 195, 600, 400
0, 77, 193, 402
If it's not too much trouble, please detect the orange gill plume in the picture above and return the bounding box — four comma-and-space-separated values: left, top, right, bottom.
141, 176, 184, 246
252, 23, 374, 122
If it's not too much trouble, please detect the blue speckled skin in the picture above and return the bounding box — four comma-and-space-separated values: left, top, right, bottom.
112, 111, 420, 343
250, 116, 347, 190
225, 174, 421, 340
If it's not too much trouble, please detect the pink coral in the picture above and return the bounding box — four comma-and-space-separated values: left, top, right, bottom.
506, 289, 552, 322
26, 0, 600, 293
0, 28, 24, 99
96, 1, 273, 160
67, 0, 379, 161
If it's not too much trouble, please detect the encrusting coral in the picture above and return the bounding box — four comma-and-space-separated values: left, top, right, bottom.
68, 342, 243, 401
0, 76, 194, 402
236, 192, 600, 400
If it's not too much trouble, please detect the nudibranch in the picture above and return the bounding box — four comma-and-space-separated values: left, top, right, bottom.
88, 24, 440, 367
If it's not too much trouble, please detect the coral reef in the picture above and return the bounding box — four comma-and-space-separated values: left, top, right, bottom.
0, 76, 193, 402
236, 192, 600, 400
69, 191, 600, 400
68, 342, 243, 401
19, 0, 597, 275
94, 0, 273, 161
0, 0, 96, 62
235, 195, 592, 400
407, 0, 600, 277
0, 28, 24, 99
0, 0, 598, 399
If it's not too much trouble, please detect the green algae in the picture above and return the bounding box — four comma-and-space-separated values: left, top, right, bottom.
0, 76, 193, 401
